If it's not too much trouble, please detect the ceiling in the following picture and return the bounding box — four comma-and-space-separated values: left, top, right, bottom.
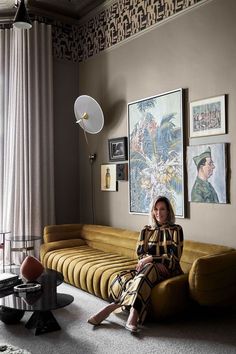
0, 0, 108, 23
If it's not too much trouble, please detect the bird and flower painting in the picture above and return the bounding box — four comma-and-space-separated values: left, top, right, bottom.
128, 89, 185, 217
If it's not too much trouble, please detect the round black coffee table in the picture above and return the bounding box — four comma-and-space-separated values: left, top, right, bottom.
0, 269, 73, 335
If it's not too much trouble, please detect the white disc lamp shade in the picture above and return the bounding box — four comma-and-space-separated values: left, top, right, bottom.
13, 0, 32, 29
74, 95, 104, 134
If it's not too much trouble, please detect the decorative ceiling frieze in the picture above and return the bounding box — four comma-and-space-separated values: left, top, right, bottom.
0, 0, 206, 61
52, 0, 205, 62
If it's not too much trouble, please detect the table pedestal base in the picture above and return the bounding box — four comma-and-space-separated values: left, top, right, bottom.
25, 310, 61, 335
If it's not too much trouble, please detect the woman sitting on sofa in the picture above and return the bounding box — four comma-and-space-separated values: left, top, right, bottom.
87, 195, 184, 333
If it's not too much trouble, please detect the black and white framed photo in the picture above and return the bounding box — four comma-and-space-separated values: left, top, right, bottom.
108, 137, 128, 162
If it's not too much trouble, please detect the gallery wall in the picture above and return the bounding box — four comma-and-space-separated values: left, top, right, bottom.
76, 0, 236, 247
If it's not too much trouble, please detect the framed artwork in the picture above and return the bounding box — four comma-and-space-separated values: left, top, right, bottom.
189, 95, 226, 138
128, 88, 185, 217
108, 137, 128, 162
117, 163, 128, 181
101, 164, 117, 191
187, 143, 228, 204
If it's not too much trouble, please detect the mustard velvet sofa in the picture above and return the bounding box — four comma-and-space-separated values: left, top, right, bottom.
40, 224, 236, 319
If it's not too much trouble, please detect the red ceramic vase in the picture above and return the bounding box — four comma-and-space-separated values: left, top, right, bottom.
20, 256, 44, 281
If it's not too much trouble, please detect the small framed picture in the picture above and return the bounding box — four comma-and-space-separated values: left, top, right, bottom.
101, 164, 117, 191
117, 163, 128, 181
189, 95, 226, 138
108, 137, 128, 162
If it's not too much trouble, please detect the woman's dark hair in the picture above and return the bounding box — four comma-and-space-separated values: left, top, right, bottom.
150, 196, 175, 226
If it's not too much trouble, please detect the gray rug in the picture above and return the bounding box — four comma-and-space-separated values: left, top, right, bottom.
0, 282, 236, 354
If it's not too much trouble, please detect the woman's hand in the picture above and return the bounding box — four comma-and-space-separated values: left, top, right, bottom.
136, 255, 153, 272
136, 259, 144, 272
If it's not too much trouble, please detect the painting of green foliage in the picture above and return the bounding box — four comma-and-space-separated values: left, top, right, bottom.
128, 89, 185, 217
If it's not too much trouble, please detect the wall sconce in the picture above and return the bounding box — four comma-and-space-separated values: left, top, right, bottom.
13, 0, 32, 29
74, 95, 104, 224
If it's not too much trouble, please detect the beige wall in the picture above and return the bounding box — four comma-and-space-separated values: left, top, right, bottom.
77, 0, 236, 247
53, 59, 80, 224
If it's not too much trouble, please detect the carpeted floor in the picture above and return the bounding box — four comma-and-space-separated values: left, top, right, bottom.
0, 282, 236, 354
0, 344, 31, 353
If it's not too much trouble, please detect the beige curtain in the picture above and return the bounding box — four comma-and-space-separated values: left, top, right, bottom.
0, 22, 55, 262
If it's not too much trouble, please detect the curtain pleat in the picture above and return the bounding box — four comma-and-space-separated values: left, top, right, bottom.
0, 22, 55, 263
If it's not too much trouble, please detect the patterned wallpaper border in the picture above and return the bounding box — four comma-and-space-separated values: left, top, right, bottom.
52, 0, 205, 62
0, 0, 205, 61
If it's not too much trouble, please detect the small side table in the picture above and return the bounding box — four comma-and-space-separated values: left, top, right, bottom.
5, 235, 41, 270
0, 231, 11, 272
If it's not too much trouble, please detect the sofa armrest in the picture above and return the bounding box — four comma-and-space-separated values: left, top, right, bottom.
43, 224, 84, 243
150, 274, 191, 318
189, 251, 236, 306
40, 239, 86, 262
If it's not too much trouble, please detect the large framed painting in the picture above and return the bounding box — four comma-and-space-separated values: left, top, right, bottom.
128, 88, 185, 218
187, 143, 228, 204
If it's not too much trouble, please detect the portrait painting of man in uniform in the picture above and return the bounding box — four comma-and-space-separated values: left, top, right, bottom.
187, 143, 228, 204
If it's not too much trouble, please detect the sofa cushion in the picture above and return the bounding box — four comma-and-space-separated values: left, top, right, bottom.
150, 273, 192, 318
41, 244, 137, 300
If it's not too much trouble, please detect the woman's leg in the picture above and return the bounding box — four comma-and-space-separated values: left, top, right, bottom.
87, 302, 121, 325
125, 306, 139, 332
121, 263, 170, 327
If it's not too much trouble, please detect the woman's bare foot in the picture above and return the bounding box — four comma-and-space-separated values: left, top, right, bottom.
87, 303, 121, 325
